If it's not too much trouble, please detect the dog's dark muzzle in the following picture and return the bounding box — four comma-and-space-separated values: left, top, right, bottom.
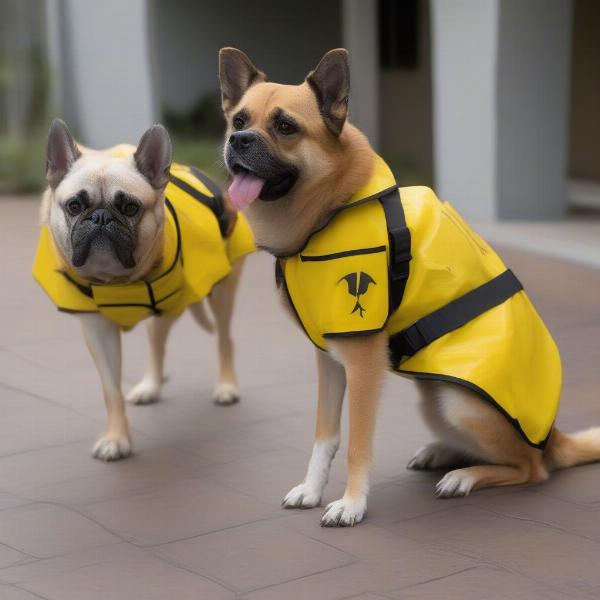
71, 208, 136, 268
226, 131, 299, 201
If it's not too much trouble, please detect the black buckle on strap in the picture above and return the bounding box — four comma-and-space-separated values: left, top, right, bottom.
389, 269, 523, 364
399, 322, 428, 355
380, 188, 411, 316
388, 226, 412, 273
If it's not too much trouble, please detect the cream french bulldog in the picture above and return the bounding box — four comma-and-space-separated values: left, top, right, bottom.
35, 119, 254, 460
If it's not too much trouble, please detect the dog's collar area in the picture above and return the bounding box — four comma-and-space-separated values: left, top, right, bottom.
268, 155, 399, 259
266, 183, 400, 260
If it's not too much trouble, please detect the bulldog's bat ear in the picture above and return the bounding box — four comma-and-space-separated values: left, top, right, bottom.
219, 47, 266, 112
133, 124, 172, 189
306, 49, 350, 136
46, 118, 81, 189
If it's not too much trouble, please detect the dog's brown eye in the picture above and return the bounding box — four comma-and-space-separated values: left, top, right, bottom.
120, 202, 139, 217
233, 116, 245, 130
277, 121, 297, 136
66, 198, 83, 216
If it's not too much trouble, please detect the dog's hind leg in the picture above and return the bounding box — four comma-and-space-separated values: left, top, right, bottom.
407, 383, 476, 470
407, 442, 469, 471
209, 258, 244, 405
417, 380, 548, 498
81, 313, 132, 461
126, 315, 176, 405
435, 463, 540, 498
282, 349, 346, 509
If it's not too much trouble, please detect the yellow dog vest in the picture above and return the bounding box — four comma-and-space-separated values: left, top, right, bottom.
278, 156, 561, 448
33, 161, 255, 330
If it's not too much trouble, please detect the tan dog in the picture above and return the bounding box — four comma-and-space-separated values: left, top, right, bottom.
37, 120, 250, 460
218, 47, 600, 527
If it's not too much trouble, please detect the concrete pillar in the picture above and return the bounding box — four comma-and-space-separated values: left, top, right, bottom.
430, 0, 573, 220
496, 0, 573, 219
342, 0, 379, 149
430, 0, 499, 220
45, 0, 156, 147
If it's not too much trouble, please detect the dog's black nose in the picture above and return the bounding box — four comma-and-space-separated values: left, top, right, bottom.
88, 208, 113, 226
229, 131, 256, 152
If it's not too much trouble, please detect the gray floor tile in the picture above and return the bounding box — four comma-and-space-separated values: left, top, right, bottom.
471, 489, 600, 542
0, 384, 100, 457
534, 464, 600, 507
0, 542, 137, 585
81, 478, 273, 546
241, 548, 474, 600
278, 512, 429, 562
0, 545, 28, 570
0, 503, 119, 558
0, 443, 200, 506
154, 520, 354, 593
388, 566, 574, 600
0, 586, 47, 600
200, 447, 339, 506
0, 494, 30, 511
343, 595, 394, 600
388, 505, 600, 591
16, 543, 234, 600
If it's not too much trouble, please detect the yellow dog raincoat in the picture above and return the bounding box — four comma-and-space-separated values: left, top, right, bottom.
34, 162, 254, 330
278, 156, 561, 448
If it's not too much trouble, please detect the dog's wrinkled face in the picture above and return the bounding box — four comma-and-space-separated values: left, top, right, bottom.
219, 48, 350, 212
45, 120, 172, 282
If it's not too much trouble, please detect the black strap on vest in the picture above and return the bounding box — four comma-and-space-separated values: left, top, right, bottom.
380, 188, 412, 315
189, 166, 230, 237
389, 269, 523, 362
169, 169, 231, 237
275, 258, 284, 288
58, 270, 93, 298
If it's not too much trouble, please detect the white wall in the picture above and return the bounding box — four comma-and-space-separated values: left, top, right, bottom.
430, 0, 573, 221
496, 0, 573, 219
343, 0, 379, 148
430, 0, 499, 220
46, 0, 156, 147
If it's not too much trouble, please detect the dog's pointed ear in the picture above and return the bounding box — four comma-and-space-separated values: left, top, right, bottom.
306, 49, 350, 136
219, 47, 266, 112
133, 124, 172, 190
46, 118, 82, 189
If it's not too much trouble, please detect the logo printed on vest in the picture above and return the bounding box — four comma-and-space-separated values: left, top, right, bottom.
338, 272, 376, 318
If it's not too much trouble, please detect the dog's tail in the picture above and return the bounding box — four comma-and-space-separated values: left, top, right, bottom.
189, 301, 215, 333
544, 427, 600, 470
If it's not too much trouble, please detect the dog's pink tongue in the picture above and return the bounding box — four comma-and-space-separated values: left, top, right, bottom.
228, 172, 265, 211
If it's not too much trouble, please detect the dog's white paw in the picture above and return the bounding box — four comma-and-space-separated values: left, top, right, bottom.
435, 469, 475, 498
213, 383, 240, 406
126, 379, 160, 405
282, 482, 322, 509
320, 497, 366, 527
92, 434, 132, 461
407, 442, 458, 470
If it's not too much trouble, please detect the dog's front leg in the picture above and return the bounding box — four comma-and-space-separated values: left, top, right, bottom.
282, 348, 346, 509
320, 332, 388, 527
208, 258, 244, 405
80, 314, 132, 461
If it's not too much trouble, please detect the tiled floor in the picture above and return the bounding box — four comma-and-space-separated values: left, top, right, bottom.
1, 195, 600, 599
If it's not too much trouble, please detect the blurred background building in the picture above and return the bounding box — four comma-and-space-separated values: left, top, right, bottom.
1, 0, 598, 233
